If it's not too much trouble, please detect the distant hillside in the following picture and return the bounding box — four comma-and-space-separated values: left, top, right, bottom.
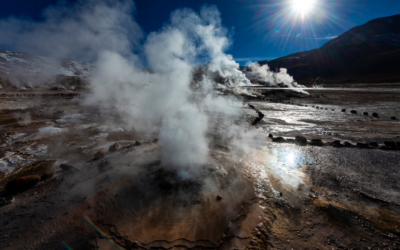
0, 50, 93, 88
0, 50, 94, 77
260, 14, 400, 85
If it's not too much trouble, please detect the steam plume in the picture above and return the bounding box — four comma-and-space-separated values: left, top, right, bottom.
84, 4, 254, 176
245, 63, 309, 94
0, 0, 142, 62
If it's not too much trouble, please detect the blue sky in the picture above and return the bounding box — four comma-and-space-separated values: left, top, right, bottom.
1, 0, 400, 64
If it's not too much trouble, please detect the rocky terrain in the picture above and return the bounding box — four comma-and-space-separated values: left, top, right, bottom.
0, 82, 399, 249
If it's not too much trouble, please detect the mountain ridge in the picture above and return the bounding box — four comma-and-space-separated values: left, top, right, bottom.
259, 14, 400, 85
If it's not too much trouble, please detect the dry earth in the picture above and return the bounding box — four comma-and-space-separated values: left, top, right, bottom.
0, 85, 399, 250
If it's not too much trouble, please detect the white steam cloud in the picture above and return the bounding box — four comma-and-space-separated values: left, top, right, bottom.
0, 0, 301, 180
245, 63, 308, 94
0, 0, 142, 61
82, 3, 254, 176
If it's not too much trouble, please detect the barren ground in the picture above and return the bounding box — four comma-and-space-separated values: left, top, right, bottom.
0, 85, 399, 250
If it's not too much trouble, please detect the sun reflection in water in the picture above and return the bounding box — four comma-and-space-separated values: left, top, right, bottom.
243, 146, 310, 193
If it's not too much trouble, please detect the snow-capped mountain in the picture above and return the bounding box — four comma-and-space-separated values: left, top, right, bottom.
0, 50, 93, 78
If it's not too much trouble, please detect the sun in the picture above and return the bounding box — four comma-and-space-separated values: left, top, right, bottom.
290, 0, 316, 19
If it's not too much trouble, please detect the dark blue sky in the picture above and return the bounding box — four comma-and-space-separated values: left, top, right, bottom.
1, 0, 400, 64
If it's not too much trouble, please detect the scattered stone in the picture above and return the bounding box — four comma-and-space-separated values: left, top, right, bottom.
351, 110, 357, 114
372, 113, 379, 117
60, 164, 75, 171
97, 160, 109, 173
252, 111, 265, 125
331, 140, 341, 147
108, 143, 120, 153
331, 109, 335, 111
295, 135, 307, 146
309, 139, 323, 146
248, 104, 256, 110
272, 137, 286, 143
0, 196, 14, 205
384, 141, 396, 148
94, 151, 106, 160
40, 171, 54, 181
286, 138, 296, 144
342, 109, 346, 112
356, 143, 369, 149
363, 112, 368, 116
343, 141, 353, 147
134, 141, 142, 146
5, 175, 40, 193
216, 195, 223, 201
368, 142, 379, 147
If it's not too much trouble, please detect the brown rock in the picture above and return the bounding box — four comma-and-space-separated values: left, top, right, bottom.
94, 151, 106, 160
41, 171, 54, 181
60, 164, 75, 171
109, 143, 120, 153
5, 175, 40, 193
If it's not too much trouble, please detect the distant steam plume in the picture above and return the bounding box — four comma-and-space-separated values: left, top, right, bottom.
245, 63, 309, 94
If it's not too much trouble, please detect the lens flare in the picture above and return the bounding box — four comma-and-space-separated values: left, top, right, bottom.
61, 241, 74, 250
291, 0, 316, 18
83, 215, 125, 250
